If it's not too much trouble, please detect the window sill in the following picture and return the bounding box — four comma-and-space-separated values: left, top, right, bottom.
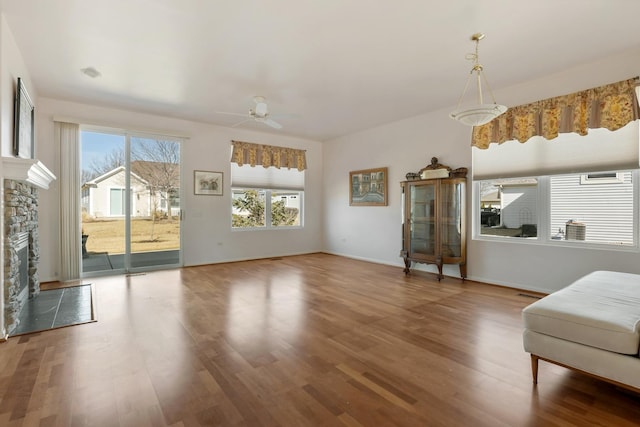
473, 234, 639, 253
231, 226, 303, 232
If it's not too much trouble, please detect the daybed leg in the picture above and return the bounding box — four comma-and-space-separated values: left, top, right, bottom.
531, 354, 539, 385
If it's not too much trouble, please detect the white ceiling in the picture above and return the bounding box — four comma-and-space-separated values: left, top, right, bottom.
2, 0, 640, 141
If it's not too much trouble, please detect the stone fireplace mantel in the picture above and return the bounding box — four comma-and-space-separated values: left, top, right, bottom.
2, 157, 56, 189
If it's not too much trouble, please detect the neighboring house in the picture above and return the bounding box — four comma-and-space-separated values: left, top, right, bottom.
499, 180, 538, 229
493, 172, 634, 244
82, 161, 180, 219
550, 171, 633, 244
81, 166, 151, 218
480, 189, 500, 209
275, 193, 300, 211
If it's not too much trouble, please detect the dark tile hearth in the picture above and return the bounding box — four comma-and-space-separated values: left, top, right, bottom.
12, 285, 94, 336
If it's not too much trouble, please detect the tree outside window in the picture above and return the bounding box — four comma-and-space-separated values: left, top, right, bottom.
232, 189, 301, 228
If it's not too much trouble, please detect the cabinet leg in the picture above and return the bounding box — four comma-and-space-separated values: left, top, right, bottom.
435, 257, 443, 281
459, 263, 467, 281
403, 257, 411, 275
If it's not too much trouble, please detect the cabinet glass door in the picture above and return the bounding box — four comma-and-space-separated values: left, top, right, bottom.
410, 183, 436, 256
440, 181, 463, 258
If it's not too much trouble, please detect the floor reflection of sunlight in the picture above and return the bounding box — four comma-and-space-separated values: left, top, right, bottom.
225, 272, 307, 350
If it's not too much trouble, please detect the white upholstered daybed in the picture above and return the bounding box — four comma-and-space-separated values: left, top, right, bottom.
522, 270, 640, 392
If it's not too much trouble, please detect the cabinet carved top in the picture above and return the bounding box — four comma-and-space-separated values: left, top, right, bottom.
405, 157, 467, 181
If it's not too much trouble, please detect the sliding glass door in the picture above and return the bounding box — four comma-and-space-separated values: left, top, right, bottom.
129, 135, 181, 268
80, 129, 182, 275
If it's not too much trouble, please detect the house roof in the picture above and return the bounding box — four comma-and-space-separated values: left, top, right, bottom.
82, 161, 179, 189
496, 178, 538, 187
3, 1, 640, 141
82, 166, 148, 188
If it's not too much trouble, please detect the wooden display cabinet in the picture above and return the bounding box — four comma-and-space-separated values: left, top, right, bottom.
400, 159, 466, 280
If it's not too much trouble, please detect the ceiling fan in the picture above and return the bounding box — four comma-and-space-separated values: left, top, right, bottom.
217, 96, 284, 129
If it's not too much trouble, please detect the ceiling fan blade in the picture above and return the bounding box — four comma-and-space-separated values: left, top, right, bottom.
270, 112, 299, 119
231, 118, 252, 128
216, 111, 249, 118
263, 118, 282, 129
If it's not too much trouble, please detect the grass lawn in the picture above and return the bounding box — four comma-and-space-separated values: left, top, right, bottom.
82, 218, 180, 254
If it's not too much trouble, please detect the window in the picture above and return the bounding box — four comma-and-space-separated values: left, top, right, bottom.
479, 178, 538, 238
169, 189, 180, 208
580, 172, 623, 185
230, 163, 304, 230
231, 189, 302, 229
472, 115, 639, 248
550, 171, 633, 245
271, 191, 301, 226
476, 169, 637, 247
232, 189, 265, 228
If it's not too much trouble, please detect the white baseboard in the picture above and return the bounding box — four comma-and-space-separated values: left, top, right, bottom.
321, 250, 403, 269
184, 250, 322, 268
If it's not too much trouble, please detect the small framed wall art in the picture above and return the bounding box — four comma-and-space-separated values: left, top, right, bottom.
194, 170, 223, 196
349, 167, 388, 206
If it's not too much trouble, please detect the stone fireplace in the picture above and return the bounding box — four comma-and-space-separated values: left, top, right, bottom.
2, 158, 55, 335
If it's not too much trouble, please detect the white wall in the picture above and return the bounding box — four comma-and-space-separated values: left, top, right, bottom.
323, 107, 472, 274
36, 98, 324, 281
1, 15, 35, 158
323, 46, 640, 294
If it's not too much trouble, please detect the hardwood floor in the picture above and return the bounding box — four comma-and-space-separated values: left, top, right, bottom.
1, 253, 639, 426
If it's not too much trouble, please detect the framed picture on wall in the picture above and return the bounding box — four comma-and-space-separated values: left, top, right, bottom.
349, 167, 388, 206
194, 170, 223, 195
13, 77, 35, 159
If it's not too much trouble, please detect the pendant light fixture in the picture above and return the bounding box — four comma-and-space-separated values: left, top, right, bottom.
450, 33, 507, 126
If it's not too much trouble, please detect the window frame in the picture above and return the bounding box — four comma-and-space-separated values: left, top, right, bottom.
231, 188, 304, 231
579, 172, 624, 185
473, 170, 639, 251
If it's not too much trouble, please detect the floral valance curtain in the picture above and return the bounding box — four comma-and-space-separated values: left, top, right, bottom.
231, 140, 307, 171
472, 77, 640, 149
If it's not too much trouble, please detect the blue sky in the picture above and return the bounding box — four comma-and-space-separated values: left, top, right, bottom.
80, 131, 124, 171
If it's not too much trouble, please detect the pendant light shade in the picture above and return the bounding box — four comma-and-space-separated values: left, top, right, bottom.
450, 33, 507, 126
450, 103, 507, 126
